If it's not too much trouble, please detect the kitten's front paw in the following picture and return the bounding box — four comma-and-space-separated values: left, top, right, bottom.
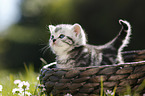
43, 62, 57, 69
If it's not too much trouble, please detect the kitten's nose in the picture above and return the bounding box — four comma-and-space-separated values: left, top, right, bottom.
53, 39, 56, 43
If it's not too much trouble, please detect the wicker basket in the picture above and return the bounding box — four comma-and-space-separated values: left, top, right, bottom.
40, 50, 145, 96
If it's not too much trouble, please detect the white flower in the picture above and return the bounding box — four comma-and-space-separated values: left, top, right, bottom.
0, 85, 2, 92
12, 88, 23, 94
19, 91, 32, 96
64, 93, 72, 96
18, 81, 30, 90
37, 76, 39, 80
14, 80, 21, 85
106, 90, 114, 96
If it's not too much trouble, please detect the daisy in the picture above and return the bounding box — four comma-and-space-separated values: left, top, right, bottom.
14, 80, 21, 85
0, 85, 2, 92
18, 81, 30, 90
12, 88, 23, 94
106, 90, 114, 96
64, 93, 72, 96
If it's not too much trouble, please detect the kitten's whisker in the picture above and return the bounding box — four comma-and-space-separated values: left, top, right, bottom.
40, 45, 50, 55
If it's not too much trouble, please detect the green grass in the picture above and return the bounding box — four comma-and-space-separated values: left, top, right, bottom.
0, 64, 45, 96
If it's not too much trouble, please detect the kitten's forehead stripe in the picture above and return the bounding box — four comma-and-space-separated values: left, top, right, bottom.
55, 27, 62, 33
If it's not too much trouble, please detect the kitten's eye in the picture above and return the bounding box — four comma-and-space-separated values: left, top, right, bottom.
51, 35, 54, 40
59, 34, 65, 39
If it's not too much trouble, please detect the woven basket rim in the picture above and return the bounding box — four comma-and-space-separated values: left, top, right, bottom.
122, 49, 145, 53
43, 61, 145, 71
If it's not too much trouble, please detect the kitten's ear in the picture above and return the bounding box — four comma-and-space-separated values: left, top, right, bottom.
72, 23, 82, 36
49, 25, 55, 33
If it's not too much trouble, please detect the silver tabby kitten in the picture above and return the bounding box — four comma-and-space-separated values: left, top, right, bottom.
47, 19, 131, 68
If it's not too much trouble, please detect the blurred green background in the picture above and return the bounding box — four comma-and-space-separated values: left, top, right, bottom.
0, 0, 145, 71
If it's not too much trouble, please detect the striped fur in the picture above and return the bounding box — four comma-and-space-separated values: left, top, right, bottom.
48, 19, 131, 68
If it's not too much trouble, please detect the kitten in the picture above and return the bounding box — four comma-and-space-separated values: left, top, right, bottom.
47, 19, 131, 68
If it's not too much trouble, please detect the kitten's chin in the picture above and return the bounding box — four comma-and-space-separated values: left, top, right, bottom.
51, 45, 72, 55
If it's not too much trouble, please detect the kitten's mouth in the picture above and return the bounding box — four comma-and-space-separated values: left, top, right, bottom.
52, 43, 62, 47
53, 42, 56, 45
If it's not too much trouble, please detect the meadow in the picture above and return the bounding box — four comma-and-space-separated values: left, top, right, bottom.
0, 64, 46, 96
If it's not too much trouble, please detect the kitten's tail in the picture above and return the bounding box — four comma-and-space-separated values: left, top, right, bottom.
102, 19, 131, 63
115, 19, 132, 63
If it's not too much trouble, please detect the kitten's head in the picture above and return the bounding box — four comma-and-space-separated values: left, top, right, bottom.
49, 24, 87, 55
